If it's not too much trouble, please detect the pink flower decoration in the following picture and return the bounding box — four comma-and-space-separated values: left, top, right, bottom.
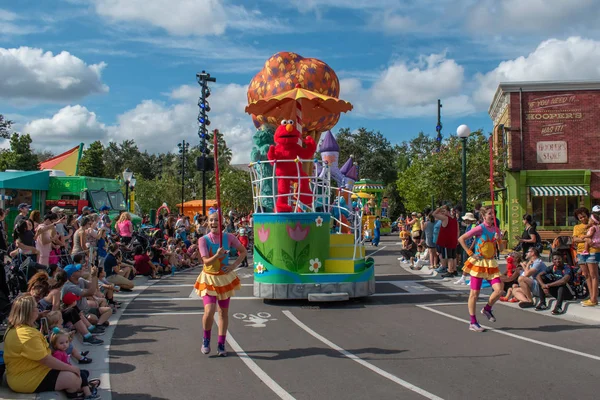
257, 225, 270, 243
287, 222, 309, 241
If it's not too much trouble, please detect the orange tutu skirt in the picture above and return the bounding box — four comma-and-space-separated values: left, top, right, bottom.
194, 269, 241, 300
462, 257, 501, 280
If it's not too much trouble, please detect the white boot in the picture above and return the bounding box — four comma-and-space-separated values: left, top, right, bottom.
454, 275, 466, 285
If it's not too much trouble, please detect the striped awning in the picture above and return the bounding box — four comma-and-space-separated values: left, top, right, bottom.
529, 186, 588, 197
353, 184, 385, 191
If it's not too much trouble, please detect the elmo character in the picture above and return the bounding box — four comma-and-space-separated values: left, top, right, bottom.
267, 119, 316, 212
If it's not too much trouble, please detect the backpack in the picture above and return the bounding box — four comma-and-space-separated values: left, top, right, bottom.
6, 260, 27, 300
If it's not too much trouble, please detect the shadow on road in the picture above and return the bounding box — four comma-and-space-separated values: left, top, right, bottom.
107, 391, 170, 400
501, 324, 600, 333
240, 346, 407, 361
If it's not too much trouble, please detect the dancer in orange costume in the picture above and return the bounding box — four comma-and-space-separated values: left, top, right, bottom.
267, 119, 316, 212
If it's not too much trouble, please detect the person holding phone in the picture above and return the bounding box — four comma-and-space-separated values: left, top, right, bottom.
194, 208, 246, 357
36, 212, 64, 266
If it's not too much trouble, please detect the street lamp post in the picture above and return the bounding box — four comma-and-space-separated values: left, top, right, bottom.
123, 168, 133, 212
456, 124, 471, 213
129, 177, 137, 213
178, 140, 190, 215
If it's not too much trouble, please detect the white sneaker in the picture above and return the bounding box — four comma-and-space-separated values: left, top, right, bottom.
454, 276, 466, 285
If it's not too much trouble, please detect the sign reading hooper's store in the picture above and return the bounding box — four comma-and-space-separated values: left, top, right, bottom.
488, 81, 600, 246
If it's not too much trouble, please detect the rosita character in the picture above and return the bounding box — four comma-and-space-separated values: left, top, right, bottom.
267, 119, 316, 212
194, 209, 247, 356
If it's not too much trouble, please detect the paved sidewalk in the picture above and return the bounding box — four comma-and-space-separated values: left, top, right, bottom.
0, 269, 192, 400
397, 256, 600, 325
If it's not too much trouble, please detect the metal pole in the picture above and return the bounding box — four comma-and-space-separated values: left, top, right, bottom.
462, 137, 467, 212
125, 182, 129, 212
202, 154, 206, 216
181, 140, 186, 215
436, 99, 443, 151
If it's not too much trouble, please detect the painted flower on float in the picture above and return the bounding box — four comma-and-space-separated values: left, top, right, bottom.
309, 258, 321, 273
257, 225, 270, 242
286, 222, 309, 241
255, 262, 267, 274
315, 216, 323, 227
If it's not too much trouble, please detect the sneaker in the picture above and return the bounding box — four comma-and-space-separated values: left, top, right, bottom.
551, 307, 564, 315
81, 351, 90, 357
481, 307, 496, 322
454, 276, 466, 285
518, 301, 534, 308
84, 394, 101, 400
201, 338, 210, 354
499, 296, 508, 302
83, 336, 104, 346
78, 356, 93, 364
581, 300, 598, 307
469, 323, 485, 332
508, 298, 519, 303
435, 266, 447, 273
217, 343, 227, 357
535, 303, 547, 311
441, 271, 458, 278
89, 328, 105, 336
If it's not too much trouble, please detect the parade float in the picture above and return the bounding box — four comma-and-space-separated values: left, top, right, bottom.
245, 52, 375, 301
352, 179, 392, 239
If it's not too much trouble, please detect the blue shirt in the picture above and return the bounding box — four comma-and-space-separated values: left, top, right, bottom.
433, 220, 442, 243
97, 238, 107, 257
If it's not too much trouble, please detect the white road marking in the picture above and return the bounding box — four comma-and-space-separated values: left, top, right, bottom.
214, 313, 296, 400
417, 305, 600, 362
149, 284, 193, 287
233, 312, 277, 327
123, 312, 205, 316
282, 310, 444, 400
366, 245, 387, 257
136, 296, 261, 301
372, 291, 463, 297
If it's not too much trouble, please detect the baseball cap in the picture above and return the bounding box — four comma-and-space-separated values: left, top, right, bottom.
100, 205, 110, 211
592, 205, 600, 213
51, 206, 65, 213
64, 264, 82, 278
18, 203, 30, 210
62, 292, 80, 305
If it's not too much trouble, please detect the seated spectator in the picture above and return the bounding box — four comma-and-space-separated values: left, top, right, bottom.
3, 294, 81, 396
61, 264, 113, 330
103, 243, 135, 290
500, 252, 525, 300
46, 311, 92, 364
535, 253, 577, 314
513, 248, 548, 307
398, 236, 417, 263
133, 245, 160, 279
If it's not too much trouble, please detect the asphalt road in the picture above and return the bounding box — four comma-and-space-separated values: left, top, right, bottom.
109, 236, 600, 400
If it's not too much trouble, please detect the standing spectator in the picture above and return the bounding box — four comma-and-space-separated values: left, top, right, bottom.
433, 205, 459, 278
536, 253, 577, 314
99, 206, 112, 232
116, 212, 133, 244
3, 294, 81, 395
71, 217, 90, 258
13, 203, 30, 229
35, 212, 61, 266
423, 212, 438, 271
572, 207, 599, 307
29, 210, 41, 231
14, 220, 40, 263
517, 214, 539, 259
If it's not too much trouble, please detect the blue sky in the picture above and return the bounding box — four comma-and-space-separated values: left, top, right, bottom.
2, 0, 600, 163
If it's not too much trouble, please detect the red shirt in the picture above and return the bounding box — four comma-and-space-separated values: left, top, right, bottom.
134, 254, 152, 275
436, 216, 458, 248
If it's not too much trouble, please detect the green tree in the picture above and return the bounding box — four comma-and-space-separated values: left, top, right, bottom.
79, 141, 105, 177
0, 133, 39, 171
396, 130, 504, 212
134, 175, 182, 214
34, 150, 55, 163
220, 166, 253, 215
0, 114, 13, 139
335, 127, 399, 185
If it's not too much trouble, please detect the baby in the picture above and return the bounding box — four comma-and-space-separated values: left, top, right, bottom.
580, 214, 600, 255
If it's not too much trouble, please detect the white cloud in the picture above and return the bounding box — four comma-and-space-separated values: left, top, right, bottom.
340, 52, 475, 118
93, 0, 289, 36
473, 36, 600, 108
21, 82, 255, 163
468, 0, 600, 34
23, 105, 108, 150
0, 47, 108, 103
109, 83, 254, 163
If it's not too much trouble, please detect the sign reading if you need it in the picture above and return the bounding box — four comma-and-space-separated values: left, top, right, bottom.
536, 141, 567, 164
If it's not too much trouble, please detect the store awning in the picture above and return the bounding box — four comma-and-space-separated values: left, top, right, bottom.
529, 186, 588, 196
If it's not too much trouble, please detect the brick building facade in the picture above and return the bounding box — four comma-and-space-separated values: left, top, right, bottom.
489, 81, 600, 244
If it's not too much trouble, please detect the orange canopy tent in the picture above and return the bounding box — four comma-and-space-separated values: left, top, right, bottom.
176, 199, 218, 219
